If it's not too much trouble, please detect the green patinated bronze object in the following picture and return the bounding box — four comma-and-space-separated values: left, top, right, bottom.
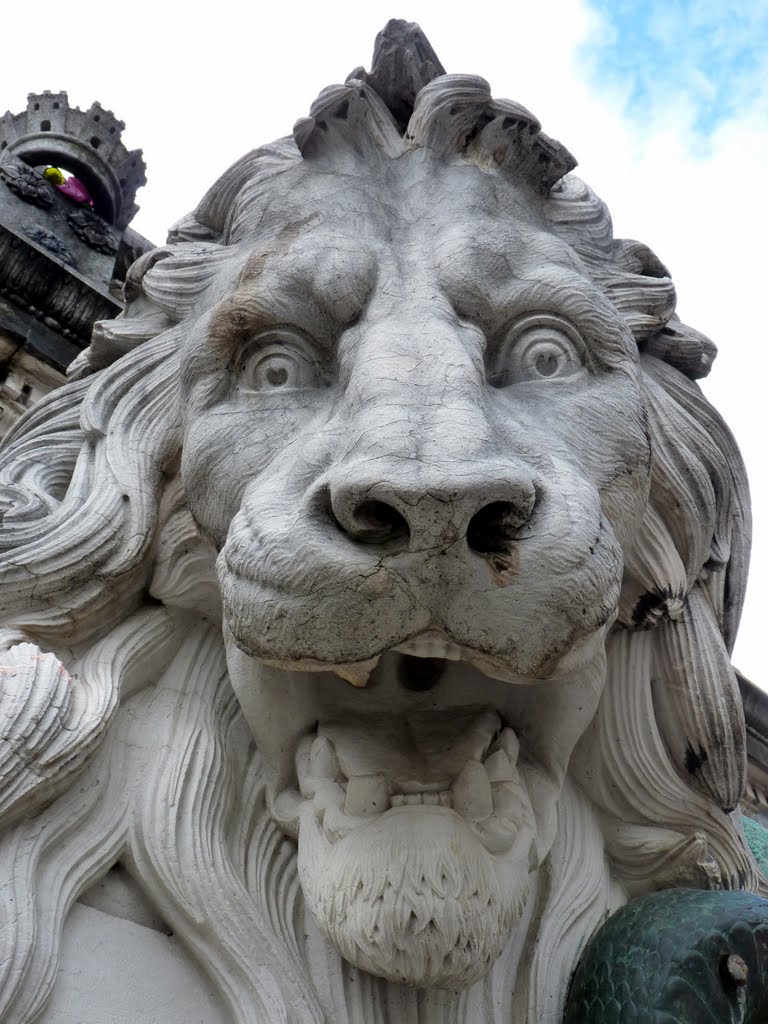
565, 888, 768, 1023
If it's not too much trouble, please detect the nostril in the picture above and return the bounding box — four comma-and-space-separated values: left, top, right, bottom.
467, 499, 532, 555
345, 499, 410, 545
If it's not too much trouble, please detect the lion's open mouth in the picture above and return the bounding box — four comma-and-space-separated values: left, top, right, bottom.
225, 620, 606, 872
291, 708, 534, 858
267, 644, 550, 861
224, 625, 606, 986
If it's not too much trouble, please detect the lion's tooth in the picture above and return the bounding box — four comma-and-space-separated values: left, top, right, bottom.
394, 633, 462, 660
271, 788, 303, 836
344, 774, 389, 816
333, 656, 380, 688
492, 780, 524, 820
313, 779, 346, 810
309, 735, 339, 782
483, 748, 517, 783
452, 760, 493, 821
493, 727, 520, 764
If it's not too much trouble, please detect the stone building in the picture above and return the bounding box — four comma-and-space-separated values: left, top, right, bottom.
0, 91, 152, 435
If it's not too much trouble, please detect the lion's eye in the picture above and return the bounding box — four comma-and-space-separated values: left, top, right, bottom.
490, 314, 587, 388
239, 332, 322, 393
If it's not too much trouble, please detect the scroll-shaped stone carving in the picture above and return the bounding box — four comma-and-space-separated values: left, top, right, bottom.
0, 19, 760, 1024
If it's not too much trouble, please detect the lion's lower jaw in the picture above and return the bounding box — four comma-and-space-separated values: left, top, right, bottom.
297, 803, 530, 989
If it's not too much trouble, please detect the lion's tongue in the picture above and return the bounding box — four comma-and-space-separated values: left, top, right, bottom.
318, 707, 501, 790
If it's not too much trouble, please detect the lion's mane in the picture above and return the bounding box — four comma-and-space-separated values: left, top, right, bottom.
0, 38, 760, 1024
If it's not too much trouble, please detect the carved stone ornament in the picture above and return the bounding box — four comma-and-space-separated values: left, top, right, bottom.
23, 223, 76, 266
66, 206, 119, 254
0, 19, 764, 1024
0, 158, 54, 208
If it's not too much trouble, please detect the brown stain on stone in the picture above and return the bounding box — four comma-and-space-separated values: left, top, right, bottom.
485, 548, 519, 586
207, 293, 271, 357
275, 213, 319, 253
238, 251, 269, 285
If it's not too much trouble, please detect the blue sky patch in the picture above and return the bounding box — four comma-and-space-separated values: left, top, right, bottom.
581, 1, 768, 136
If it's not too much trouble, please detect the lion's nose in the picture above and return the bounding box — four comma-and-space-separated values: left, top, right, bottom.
327, 474, 537, 556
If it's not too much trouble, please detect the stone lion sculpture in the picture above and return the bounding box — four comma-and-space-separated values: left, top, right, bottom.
0, 21, 760, 1024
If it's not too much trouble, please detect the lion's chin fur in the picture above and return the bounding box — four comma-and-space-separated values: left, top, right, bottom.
297, 804, 530, 989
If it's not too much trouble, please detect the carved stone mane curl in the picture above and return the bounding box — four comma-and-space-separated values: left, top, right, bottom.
0, 24, 760, 1024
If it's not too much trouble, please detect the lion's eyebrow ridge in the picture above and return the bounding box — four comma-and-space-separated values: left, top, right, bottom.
233, 240, 377, 334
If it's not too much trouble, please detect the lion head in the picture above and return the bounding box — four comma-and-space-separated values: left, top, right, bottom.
0, 21, 759, 1024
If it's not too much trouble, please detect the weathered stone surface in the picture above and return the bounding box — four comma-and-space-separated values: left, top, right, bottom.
0, 20, 758, 1024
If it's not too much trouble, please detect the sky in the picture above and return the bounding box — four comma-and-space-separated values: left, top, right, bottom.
1, 0, 766, 683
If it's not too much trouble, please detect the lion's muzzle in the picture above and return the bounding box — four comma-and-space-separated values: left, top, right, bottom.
326, 461, 538, 573
219, 445, 621, 677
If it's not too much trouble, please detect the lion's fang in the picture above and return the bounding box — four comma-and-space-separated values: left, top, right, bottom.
309, 735, 339, 781
452, 760, 494, 821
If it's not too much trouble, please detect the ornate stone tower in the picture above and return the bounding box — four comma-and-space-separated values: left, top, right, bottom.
0, 91, 153, 433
